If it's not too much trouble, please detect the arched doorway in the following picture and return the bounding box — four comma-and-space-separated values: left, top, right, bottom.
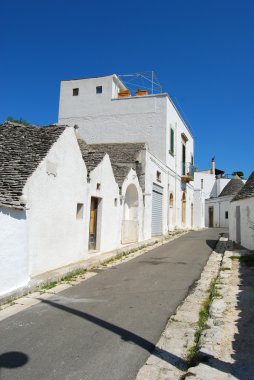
122, 184, 139, 244
182, 192, 186, 226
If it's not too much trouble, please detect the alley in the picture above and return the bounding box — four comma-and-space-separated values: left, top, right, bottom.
0, 229, 224, 380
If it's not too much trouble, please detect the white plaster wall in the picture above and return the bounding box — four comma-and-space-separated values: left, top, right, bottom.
194, 172, 216, 199
205, 196, 231, 228
87, 154, 121, 252
58, 75, 194, 171
193, 190, 205, 228
24, 127, 88, 277
0, 207, 29, 296
121, 169, 144, 242
230, 198, 254, 250
205, 199, 220, 227
216, 178, 231, 197
165, 97, 194, 177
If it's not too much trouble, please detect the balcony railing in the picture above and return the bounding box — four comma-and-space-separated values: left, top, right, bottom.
181, 162, 197, 182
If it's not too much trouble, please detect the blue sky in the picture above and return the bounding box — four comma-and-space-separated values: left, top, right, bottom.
1, 0, 253, 177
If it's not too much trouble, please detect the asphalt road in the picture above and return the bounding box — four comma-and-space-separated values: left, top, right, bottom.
0, 228, 225, 380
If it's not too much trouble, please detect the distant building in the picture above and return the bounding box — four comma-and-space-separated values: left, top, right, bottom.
229, 172, 254, 249
205, 175, 244, 228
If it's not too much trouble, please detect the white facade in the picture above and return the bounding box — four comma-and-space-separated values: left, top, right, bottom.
24, 127, 88, 276
229, 198, 254, 249
205, 195, 231, 228
58, 74, 195, 232
193, 170, 231, 228
86, 154, 121, 252
58, 75, 194, 174
0, 207, 29, 297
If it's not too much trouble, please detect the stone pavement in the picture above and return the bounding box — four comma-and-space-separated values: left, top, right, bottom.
136, 239, 254, 380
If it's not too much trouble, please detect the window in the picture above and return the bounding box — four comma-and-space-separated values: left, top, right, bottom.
96, 183, 101, 191
225, 211, 228, 219
156, 171, 161, 182
169, 128, 174, 155
182, 143, 186, 175
169, 193, 174, 208
201, 179, 204, 190
76, 203, 84, 219
96, 86, 102, 94
114, 198, 118, 206
73, 88, 79, 96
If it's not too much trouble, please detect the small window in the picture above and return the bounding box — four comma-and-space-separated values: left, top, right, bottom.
96, 86, 102, 94
73, 88, 79, 96
76, 203, 84, 219
201, 179, 204, 190
114, 198, 118, 206
169, 127, 174, 155
225, 211, 228, 219
96, 183, 101, 191
156, 171, 161, 182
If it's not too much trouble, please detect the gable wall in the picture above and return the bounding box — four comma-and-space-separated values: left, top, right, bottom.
24, 127, 88, 276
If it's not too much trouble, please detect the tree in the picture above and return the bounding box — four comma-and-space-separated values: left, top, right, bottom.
6, 116, 31, 126
232, 171, 244, 178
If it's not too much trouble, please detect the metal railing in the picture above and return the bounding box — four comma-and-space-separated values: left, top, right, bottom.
181, 162, 197, 178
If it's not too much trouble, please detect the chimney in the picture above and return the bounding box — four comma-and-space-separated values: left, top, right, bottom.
211, 156, 215, 175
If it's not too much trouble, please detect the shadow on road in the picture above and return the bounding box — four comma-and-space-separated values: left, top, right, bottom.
39, 298, 187, 371
0, 351, 29, 377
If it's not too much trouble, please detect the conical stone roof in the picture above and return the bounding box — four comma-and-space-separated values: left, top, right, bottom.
232, 171, 254, 201
219, 175, 244, 198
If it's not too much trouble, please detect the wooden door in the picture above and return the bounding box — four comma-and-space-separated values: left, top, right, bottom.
209, 207, 214, 228
89, 197, 98, 250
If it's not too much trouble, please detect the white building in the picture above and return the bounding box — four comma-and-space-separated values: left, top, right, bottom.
0, 122, 145, 299
58, 73, 195, 231
193, 158, 232, 228
0, 122, 88, 296
205, 175, 244, 228
229, 172, 254, 249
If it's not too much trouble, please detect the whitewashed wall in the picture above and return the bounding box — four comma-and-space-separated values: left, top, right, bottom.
58, 75, 194, 176
205, 195, 231, 228
230, 198, 254, 250
24, 127, 88, 277
121, 169, 144, 243
0, 207, 29, 296
87, 154, 121, 252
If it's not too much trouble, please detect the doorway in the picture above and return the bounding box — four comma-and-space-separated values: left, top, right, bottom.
208, 206, 214, 227
122, 184, 139, 244
89, 197, 99, 250
181, 192, 186, 226
236, 206, 241, 243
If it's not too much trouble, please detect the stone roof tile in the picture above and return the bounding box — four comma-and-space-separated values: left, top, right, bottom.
218, 175, 244, 198
0, 122, 66, 209
232, 171, 254, 201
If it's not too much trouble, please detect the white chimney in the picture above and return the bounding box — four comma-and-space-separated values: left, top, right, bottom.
211, 157, 215, 175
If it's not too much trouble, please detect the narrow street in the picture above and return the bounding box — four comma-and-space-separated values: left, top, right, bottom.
0, 229, 224, 380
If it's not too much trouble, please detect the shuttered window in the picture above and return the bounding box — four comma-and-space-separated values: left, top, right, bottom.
170, 128, 174, 155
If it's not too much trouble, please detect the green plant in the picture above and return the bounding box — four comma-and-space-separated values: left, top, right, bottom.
42, 281, 57, 290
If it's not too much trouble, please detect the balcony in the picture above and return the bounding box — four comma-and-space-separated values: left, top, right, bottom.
181, 162, 196, 182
